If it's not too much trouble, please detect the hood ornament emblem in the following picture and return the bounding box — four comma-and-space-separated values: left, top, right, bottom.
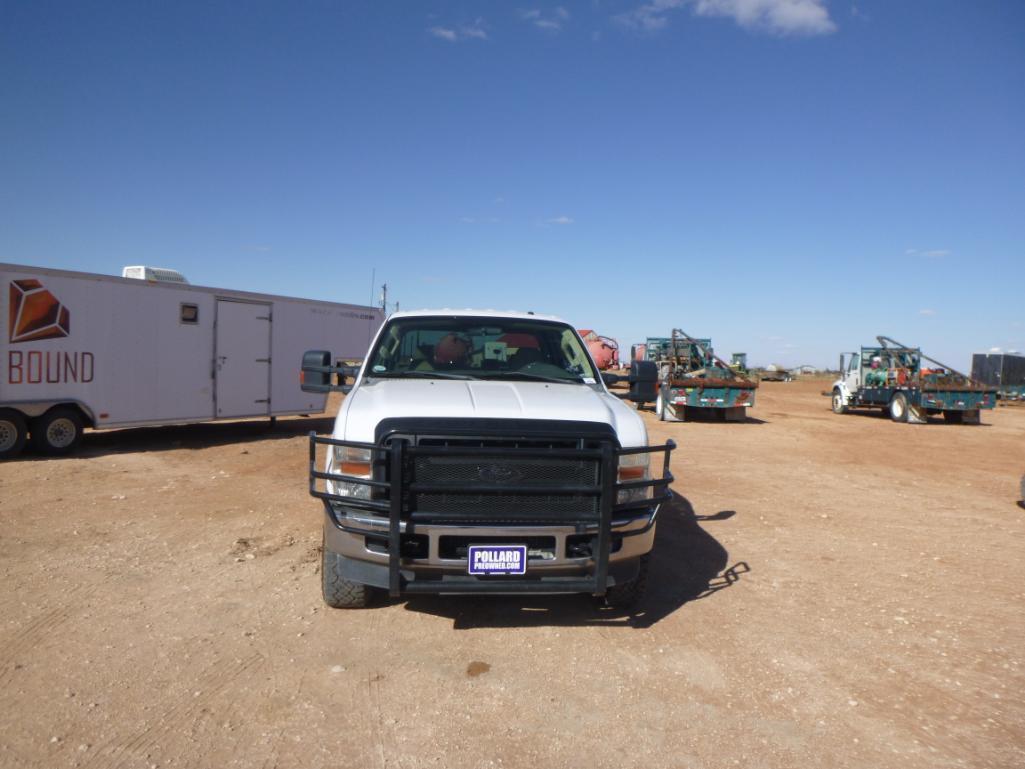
477, 463, 523, 483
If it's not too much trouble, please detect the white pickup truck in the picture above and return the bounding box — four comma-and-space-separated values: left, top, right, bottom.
302, 310, 674, 608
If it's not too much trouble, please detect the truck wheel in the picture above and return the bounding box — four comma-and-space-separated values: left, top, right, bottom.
0, 409, 28, 459
888, 393, 909, 423
322, 538, 372, 608
831, 389, 848, 414
943, 410, 964, 424
30, 407, 84, 455
602, 555, 649, 609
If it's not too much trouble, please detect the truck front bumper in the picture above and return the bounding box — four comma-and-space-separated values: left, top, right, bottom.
322, 502, 661, 592
309, 434, 675, 597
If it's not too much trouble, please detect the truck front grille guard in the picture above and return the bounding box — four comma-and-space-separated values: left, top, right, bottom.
308, 434, 675, 597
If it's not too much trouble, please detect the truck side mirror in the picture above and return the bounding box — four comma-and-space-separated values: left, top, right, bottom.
600, 372, 620, 388
301, 350, 357, 394
627, 360, 658, 404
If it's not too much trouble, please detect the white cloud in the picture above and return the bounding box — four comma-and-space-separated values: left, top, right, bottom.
520, 7, 570, 32
429, 26, 458, 41
616, 0, 836, 36
906, 248, 950, 258
547, 215, 574, 225
919, 309, 936, 316
430, 18, 488, 42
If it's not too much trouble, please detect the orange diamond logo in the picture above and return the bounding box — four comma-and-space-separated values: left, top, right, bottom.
9, 279, 71, 343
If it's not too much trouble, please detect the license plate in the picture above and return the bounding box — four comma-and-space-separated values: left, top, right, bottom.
467, 545, 527, 576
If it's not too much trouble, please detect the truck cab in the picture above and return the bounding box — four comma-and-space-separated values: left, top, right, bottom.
302, 310, 673, 608
831, 351, 863, 411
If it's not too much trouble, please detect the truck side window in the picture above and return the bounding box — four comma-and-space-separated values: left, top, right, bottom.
180, 303, 199, 324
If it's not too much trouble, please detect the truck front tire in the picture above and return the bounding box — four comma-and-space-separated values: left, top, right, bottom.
602, 555, 649, 609
322, 537, 372, 608
831, 389, 848, 414
0, 409, 28, 459
30, 407, 84, 455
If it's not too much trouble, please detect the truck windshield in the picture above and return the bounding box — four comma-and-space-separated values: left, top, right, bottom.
365, 317, 599, 384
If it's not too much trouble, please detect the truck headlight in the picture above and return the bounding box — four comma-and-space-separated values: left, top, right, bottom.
327, 446, 372, 500
617, 452, 652, 505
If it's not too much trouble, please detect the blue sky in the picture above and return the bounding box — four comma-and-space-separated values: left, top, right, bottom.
2, 1, 1023, 367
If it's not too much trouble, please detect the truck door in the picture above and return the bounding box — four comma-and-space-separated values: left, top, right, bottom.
842, 353, 861, 393
214, 300, 272, 418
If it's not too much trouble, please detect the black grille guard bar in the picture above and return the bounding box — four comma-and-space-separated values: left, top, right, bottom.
308, 433, 675, 597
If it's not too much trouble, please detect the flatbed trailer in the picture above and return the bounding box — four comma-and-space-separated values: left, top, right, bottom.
647, 330, 758, 422
831, 336, 996, 424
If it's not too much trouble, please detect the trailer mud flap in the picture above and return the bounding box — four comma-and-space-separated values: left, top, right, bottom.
907, 404, 927, 424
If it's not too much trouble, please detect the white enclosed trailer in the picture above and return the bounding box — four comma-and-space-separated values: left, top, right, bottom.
0, 263, 383, 457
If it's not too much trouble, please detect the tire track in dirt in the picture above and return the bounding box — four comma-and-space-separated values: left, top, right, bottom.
80, 651, 265, 769
366, 670, 389, 769
0, 585, 93, 689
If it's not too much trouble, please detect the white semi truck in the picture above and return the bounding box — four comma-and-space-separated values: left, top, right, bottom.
303, 309, 674, 608
0, 263, 383, 458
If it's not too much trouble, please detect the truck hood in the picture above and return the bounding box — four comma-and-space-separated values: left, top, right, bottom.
335, 378, 647, 447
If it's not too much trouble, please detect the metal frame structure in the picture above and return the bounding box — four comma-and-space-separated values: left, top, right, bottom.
309, 433, 674, 597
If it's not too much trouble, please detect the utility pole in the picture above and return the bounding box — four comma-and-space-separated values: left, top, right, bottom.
380, 283, 388, 314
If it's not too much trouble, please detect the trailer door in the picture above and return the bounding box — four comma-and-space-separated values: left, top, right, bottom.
215, 300, 271, 418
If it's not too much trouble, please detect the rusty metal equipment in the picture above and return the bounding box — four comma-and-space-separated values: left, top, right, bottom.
578, 329, 620, 370
647, 329, 758, 422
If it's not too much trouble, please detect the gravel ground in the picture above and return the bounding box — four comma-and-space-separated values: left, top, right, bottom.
1, 380, 1023, 769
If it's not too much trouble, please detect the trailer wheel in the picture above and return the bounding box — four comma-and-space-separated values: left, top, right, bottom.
322, 537, 372, 609
0, 409, 28, 460
943, 410, 964, 424
602, 555, 649, 609
831, 389, 848, 414
888, 393, 909, 423
656, 393, 666, 421
30, 407, 84, 455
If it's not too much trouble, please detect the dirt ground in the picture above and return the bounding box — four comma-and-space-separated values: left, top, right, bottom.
1, 379, 1023, 769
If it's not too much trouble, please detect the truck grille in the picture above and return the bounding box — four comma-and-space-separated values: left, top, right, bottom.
402, 434, 604, 523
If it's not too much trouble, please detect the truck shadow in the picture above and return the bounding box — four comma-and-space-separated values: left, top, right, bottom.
841, 409, 993, 426
12, 416, 335, 460
400, 492, 747, 629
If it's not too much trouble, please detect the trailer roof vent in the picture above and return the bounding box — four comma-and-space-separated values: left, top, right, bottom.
122, 266, 189, 284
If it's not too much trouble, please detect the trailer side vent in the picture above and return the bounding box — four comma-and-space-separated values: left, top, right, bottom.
180, 303, 199, 324
122, 266, 189, 284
